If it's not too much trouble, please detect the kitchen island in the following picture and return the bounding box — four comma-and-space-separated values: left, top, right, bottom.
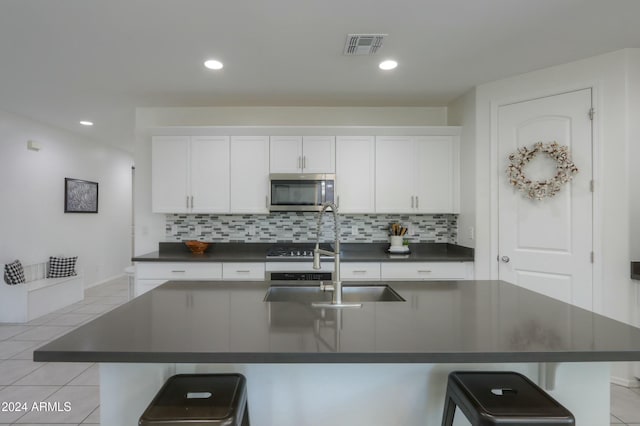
35, 280, 640, 425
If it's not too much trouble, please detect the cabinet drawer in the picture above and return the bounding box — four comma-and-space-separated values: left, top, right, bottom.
340, 263, 381, 281
380, 262, 469, 280
135, 262, 222, 280
222, 263, 265, 281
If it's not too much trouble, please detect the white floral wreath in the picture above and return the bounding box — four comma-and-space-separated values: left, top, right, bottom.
506, 141, 578, 200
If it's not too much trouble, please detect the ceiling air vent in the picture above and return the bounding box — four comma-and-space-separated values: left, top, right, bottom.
343, 34, 386, 55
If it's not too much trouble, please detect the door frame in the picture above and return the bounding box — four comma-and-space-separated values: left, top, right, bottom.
488, 83, 604, 314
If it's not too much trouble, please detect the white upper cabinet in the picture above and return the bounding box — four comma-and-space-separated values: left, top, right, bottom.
375, 136, 415, 213
269, 136, 302, 173
335, 136, 375, 213
152, 136, 230, 213
191, 136, 230, 213
375, 135, 459, 213
270, 136, 335, 173
301, 136, 335, 173
152, 136, 190, 213
230, 136, 270, 213
152, 129, 459, 215
414, 136, 458, 213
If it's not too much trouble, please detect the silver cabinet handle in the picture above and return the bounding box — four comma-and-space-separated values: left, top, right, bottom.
171, 270, 186, 273
352, 270, 367, 274
411, 196, 414, 208
417, 270, 432, 273
190, 196, 194, 209
236, 270, 250, 273
501, 256, 510, 263
416, 196, 419, 209
266, 195, 269, 208
336, 195, 340, 208
303, 156, 307, 169
186, 196, 189, 209
298, 156, 301, 169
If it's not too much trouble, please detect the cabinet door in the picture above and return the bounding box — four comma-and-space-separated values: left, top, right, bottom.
230, 136, 270, 213
340, 262, 381, 281
336, 136, 375, 213
191, 136, 230, 213
302, 136, 335, 173
152, 136, 190, 213
414, 136, 458, 213
222, 262, 265, 281
270, 136, 302, 173
374, 136, 414, 213
380, 262, 469, 280
136, 262, 223, 280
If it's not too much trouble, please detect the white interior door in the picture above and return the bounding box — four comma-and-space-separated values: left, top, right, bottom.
497, 89, 593, 310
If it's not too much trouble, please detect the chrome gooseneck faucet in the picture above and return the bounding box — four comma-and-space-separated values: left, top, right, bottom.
312, 202, 361, 308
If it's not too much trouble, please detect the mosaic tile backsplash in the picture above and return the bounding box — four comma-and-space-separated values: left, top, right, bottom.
165, 213, 457, 244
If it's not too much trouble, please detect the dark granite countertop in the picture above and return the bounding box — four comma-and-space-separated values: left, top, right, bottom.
631, 262, 640, 280
132, 242, 474, 263
34, 280, 640, 364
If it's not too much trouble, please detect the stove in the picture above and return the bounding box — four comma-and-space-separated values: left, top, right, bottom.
266, 243, 333, 259
265, 243, 335, 281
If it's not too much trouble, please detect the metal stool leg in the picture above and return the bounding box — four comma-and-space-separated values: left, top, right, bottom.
441, 394, 457, 426
242, 401, 250, 426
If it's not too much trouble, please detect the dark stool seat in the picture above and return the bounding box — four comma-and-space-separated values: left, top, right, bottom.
442, 371, 574, 426
139, 373, 250, 426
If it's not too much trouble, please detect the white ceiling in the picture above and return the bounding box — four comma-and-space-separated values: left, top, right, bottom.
1, 0, 639, 152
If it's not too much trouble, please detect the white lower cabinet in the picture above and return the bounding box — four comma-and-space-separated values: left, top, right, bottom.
135, 262, 224, 296
136, 262, 223, 280
222, 263, 265, 281
135, 260, 473, 297
340, 263, 381, 281
380, 262, 473, 281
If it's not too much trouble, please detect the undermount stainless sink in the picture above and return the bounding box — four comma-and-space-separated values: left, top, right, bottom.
264, 284, 405, 303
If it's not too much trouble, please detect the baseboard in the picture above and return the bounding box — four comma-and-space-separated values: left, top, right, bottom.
611, 375, 640, 388
85, 273, 125, 289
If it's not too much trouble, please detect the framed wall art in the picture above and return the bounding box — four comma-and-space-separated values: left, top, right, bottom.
64, 178, 98, 213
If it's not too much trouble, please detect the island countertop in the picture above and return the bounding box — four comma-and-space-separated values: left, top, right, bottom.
34, 280, 640, 364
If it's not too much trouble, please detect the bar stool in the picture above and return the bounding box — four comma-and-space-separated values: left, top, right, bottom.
139, 373, 250, 426
441, 371, 574, 426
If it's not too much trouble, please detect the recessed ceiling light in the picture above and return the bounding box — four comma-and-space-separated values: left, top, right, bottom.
204, 59, 224, 70
379, 60, 398, 70
79, 121, 94, 126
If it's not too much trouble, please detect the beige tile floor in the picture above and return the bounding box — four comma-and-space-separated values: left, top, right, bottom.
0, 276, 639, 425
0, 276, 128, 425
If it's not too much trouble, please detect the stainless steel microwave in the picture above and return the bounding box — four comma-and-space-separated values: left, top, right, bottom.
269, 173, 335, 212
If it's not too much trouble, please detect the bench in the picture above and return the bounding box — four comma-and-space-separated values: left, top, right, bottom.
1, 261, 84, 323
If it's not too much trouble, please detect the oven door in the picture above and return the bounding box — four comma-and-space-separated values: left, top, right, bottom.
269, 174, 335, 212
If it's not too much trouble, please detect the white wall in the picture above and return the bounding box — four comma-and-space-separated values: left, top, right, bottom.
628, 50, 640, 382
629, 51, 640, 260
447, 89, 476, 249
135, 106, 448, 129
133, 106, 449, 255
463, 48, 639, 385
0, 108, 133, 287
